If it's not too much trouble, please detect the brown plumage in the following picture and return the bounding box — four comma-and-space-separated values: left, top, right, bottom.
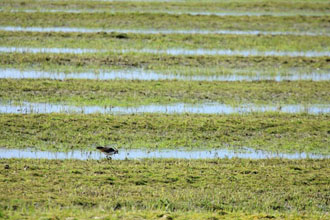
96, 146, 118, 159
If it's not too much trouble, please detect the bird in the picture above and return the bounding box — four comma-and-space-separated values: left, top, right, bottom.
96, 146, 119, 160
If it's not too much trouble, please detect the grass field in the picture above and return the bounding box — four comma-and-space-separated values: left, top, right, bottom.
1, 79, 329, 105
0, 12, 329, 33
1, 31, 330, 51
1, 159, 329, 219
0, 0, 329, 219
1, 113, 329, 153
1, 53, 329, 76
1, 0, 329, 14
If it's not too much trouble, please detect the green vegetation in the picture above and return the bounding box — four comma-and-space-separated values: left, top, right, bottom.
7, 209, 325, 220
0, 12, 328, 33
0, 158, 329, 219
0, 113, 329, 153
1, 0, 329, 14
1, 31, 329, 51
0, 0, 329, 219
1, 53, 328, 77
1, 79, 329, 105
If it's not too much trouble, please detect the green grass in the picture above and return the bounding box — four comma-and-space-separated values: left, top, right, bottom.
1, 0, 329, 14
0, 1, 329, 219
1, 31, 329, 51
1, 53, 328, 76
0, 158, 329, 219
0, 113, 329, 153
1, 79, 329, 106
0, 12, 328, 33
7, 209, 325, 220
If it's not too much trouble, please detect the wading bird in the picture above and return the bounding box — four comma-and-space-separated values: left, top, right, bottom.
96, 146, 118, 160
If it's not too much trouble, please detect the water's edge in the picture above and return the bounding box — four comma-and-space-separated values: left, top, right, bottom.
0, 148, 328, 160
1, 47, 329, 57
0, 102, 329, 114
1, 68, 330, 81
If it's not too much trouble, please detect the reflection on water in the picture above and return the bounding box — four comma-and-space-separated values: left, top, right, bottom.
0, 148, 328, 160
0, 102, 329, 115
1, 9, 328, 17
0, 47, 101, 54
0, 26, 327, 36
1, 68, 329, 81
0, 47, 329, 57
120, 48, 330, 57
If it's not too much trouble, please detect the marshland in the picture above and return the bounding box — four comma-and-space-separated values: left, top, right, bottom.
0, 0, 329, 219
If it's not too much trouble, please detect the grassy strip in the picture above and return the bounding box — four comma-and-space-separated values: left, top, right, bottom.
0, 113, 329, 153
6, 210, 326, 220
0, 12, 328, 32
3, 210, 326, 220
0, 158, 329, 219
1, 31, 329, 51
0, 79, 329, 105
1, 0, 329, 13
1, 53, 328, 72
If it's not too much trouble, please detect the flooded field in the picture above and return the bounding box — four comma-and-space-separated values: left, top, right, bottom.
1, 46, 329, 57
1, 0, 329, 218
0, 101, 329, 114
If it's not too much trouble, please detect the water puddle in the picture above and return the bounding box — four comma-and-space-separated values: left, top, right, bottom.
120, 48, 330, 57
0, 26, 327, 37
1, 68, 330, 81
0, 47, 100, 54
0, 148, 328, 160
0, 102, 329, 115
0, 47, 329, 57
2, 9, 328, 17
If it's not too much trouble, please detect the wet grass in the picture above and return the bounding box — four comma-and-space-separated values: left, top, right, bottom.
4, 210, 327, 220
0, 1, 329, 219
0, 113, 329, 153
0, 79, 329, 106
1, 31, 329, 51
1, 0, 329, 14
0, 11, 328, 33
0, 158, 329, 219
1, 53, 328, 76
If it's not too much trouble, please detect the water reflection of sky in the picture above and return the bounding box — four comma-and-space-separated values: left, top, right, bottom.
0, 102, 329, 115
0, 148, 328, 160
1, 68, 329, 81
0, 47, 329, 57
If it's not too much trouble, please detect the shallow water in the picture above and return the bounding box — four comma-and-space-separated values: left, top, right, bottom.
0, 102, 329, 115
0, 47, 100, 54
123, 48, 330, 57
2, 9, 328, 17
1, 68, 330, 81
0, 47, 329, 57
0, 26, 328, 37
0, 148, 328, 160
